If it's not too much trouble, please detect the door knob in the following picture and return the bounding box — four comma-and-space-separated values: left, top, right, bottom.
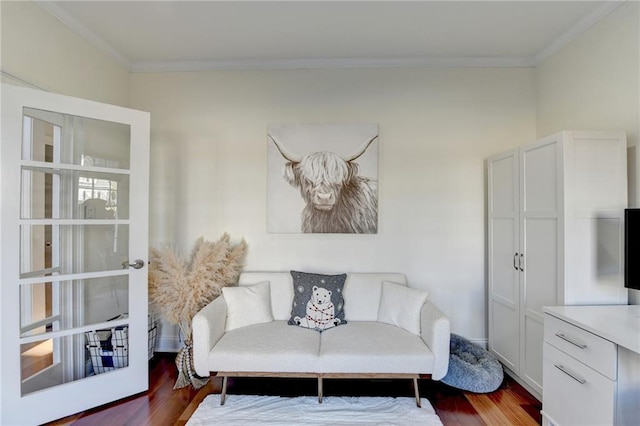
122, 259, 145, 270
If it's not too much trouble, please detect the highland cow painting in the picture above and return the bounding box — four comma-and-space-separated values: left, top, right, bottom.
267, 124, 379, 234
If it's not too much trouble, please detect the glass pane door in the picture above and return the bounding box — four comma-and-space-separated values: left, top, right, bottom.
19, 109, 133, 395
1, 83, 150, 425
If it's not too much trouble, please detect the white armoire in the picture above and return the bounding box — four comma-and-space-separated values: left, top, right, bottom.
487, 131, 628, 399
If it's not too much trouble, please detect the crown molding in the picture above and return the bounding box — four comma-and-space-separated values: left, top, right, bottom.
34, 0, 131, 70
535, 0, 626, 64
130, 56, 536, 73
35, 0, 626, 73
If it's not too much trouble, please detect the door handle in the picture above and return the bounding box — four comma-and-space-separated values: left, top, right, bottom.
122, 259, 145, 270
513, 253, 518, 270
519, 254, 524, 271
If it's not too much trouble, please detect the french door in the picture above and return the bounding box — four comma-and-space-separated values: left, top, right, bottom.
1, 83, 150, 425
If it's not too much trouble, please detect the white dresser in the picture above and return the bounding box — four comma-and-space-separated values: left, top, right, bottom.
542, 305, 640, 426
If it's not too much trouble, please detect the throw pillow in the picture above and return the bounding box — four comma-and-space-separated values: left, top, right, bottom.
221, 281, 274, 332
377, 281, 429, 335
288, 271, 347, 332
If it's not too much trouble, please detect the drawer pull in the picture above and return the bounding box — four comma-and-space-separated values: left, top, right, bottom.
555, 333, 587, 349
554, 364, 586, 385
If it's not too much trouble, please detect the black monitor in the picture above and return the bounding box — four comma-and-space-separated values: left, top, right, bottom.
625, 208, 640, 290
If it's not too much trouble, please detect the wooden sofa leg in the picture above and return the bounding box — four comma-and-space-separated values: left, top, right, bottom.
221, 376, 228, 406
318, 376, 323, 403
413, 378, 421, 408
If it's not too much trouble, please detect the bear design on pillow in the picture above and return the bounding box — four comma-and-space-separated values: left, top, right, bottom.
294, 286, 342, 331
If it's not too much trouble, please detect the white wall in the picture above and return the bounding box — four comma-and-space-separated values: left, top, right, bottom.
0, 1, 130, 106
536, 1, 640, 304
4, 0, 636, 348
130, 67, 537, 348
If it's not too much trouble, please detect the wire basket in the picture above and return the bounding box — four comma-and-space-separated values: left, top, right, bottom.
86, 315, 158, 375
148, 315, 158, 360
86, 326, 129, 374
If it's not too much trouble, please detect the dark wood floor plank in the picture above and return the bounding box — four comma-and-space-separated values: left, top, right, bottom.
45, 353, 541, 426
422, 381, 486, 426
44, 355, 197, 426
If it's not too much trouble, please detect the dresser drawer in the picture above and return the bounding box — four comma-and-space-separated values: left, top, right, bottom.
544, 314, 617, 379
543, 343, 615, 426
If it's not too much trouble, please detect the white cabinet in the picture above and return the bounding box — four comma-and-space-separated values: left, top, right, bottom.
487, 131, 628, 399
542, 306, 640, 426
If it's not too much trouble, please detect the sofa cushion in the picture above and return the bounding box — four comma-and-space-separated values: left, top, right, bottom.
238, 272, 293, 321
318, 322, 434, 374
208, 321, 321, 373
377, 281, 428, 335
221, 281, 273, 332
342, 273, 407, 321
238, 272, 407, 322
288, 271, 347, 332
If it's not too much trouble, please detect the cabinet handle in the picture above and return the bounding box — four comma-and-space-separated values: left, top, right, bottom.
514, 253, 519, 270
554, 364, 586, 385
519, 253, 524, 271
555, 333, 587, 349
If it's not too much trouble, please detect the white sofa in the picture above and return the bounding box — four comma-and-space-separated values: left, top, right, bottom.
192, 272, 450, 405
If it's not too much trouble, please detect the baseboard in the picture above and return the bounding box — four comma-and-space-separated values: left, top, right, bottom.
152, 319, 182, 352
468, 338, 488, 349
502, 367, 542, 402
155, 335, 181, 353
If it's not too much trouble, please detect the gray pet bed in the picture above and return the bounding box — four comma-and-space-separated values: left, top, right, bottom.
441, 334, 504, 393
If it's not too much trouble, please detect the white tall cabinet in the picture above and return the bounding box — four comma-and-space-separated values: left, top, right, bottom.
487, 131, 628, 399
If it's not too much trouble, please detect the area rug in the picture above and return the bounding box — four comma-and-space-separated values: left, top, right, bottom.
186, 394, 443, 425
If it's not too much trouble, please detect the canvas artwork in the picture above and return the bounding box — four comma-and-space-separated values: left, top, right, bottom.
267, 124, 379, 234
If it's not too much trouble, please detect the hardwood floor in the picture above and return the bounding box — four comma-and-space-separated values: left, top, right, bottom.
46, 353, 541, 426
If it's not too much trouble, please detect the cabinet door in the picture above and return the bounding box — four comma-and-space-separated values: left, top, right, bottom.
520, 139, 561, 396
487, 150, 520, 372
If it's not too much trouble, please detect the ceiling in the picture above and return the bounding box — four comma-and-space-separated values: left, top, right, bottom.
36, 1, 623, 72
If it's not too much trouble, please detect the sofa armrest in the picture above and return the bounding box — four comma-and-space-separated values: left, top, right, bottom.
420, 300, 450, 380
192, 296, 227, 377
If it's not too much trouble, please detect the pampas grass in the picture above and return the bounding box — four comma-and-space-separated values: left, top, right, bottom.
148, 233, 247, 388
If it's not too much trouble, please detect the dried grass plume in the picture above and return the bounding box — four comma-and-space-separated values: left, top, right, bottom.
148, 233, 247, 339
148, 233, 247, 389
